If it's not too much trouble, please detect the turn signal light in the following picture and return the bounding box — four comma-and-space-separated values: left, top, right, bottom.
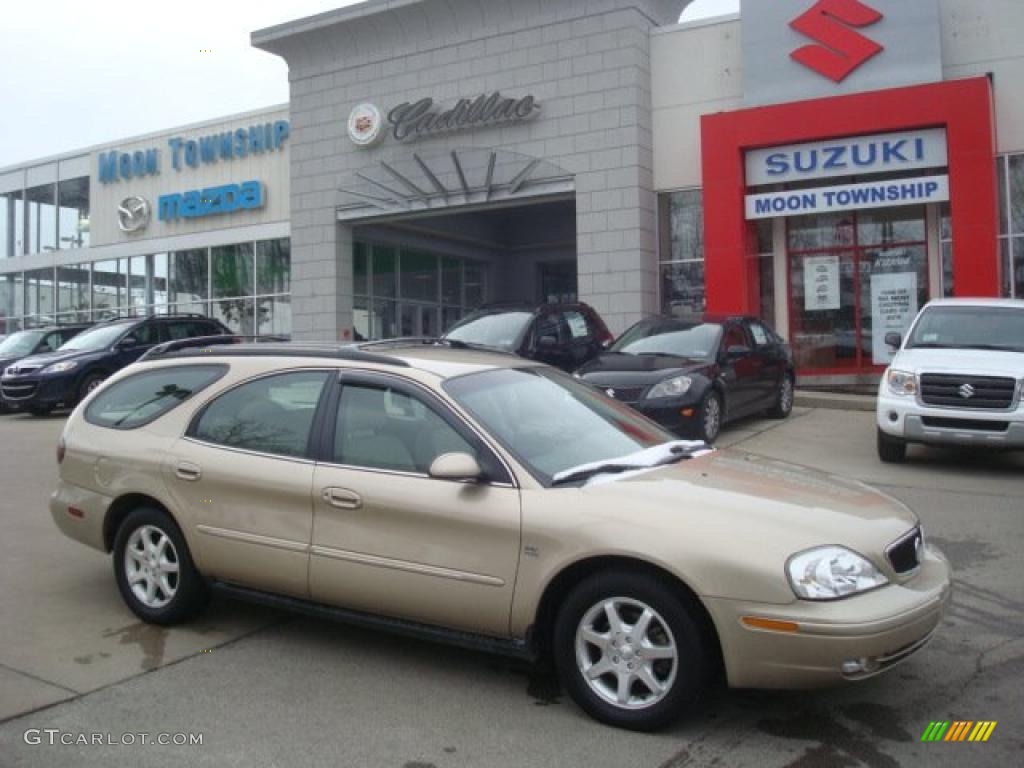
680, 408, 695, 417
741, 616, 800, 633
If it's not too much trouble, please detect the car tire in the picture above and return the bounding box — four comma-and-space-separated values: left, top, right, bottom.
698, 391, 722, 443
112, 507, 209, 625
768, 374, 795, 419
78, 372, 107, 403
877, 429, 908, 464
552, 571, 709, 732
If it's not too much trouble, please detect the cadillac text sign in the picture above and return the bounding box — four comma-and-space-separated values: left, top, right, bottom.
350, 92, 541, 147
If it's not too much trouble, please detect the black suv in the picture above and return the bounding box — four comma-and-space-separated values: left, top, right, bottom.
442, 302, 613, 372
1, 315, 230, 415
0, 324, 92, 412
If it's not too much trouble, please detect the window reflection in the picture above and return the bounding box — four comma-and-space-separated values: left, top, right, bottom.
26, 184, 58, 254
58, 177, 90, 250
1, 190, 24, 259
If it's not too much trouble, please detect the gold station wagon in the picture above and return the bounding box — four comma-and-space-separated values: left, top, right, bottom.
51, 340, 951, 730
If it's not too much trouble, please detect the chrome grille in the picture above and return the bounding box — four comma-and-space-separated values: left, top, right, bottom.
604, 386, 646, 403
919, 373, 1016, 410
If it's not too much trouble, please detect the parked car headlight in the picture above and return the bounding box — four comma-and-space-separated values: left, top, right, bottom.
886, 369, 917, 396
787, 546, 889, 600
646, 375, 693, 399
43, 361, 78, 374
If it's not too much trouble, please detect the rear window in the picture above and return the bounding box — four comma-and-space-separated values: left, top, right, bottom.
84, 365, 228, 430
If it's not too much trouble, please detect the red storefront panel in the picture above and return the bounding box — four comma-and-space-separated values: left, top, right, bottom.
700, 77, 999, 317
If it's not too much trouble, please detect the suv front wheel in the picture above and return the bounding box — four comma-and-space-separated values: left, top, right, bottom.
553, 572, 708, 731
112, 507, 209, 625
877, 428, 908, 464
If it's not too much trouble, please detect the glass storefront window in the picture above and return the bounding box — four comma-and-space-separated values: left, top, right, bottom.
399, 251, 438, 303
1010, 155, 1024, 235
25, 267, 56, 320
152, 253, 169, 307
57, 177, 90, 250
857, 206, 926, 246
212, 243, 254, 299
464, 263, 486, 308
257, 296, 291, 339
787, 211, 855, 251
170, 249, 208, 306
660, 261, 705, 317
373, 246, 397, 299
1, 190, 24, 259
256, 238, 290, 295
26, 184, 58, 254
354, 243, 369, 296
127, 255, 148, 313
92, 260, 124, 318
57, 265, 90, 320
1014, 239, 1024, 299
212, 298, 256, 335
441, 257, 462, 306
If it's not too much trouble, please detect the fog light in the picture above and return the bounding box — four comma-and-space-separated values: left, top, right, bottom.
841, 656, 880, 676
841, 659, 862, 675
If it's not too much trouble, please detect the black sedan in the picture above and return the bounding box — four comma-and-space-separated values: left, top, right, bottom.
575, 315, 795, 442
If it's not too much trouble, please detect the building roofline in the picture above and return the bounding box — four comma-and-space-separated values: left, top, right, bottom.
0, 102, 290, 177
652, 11, 740, 36
252, 0, 422, 50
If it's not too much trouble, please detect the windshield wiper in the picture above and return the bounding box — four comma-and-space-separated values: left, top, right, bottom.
551, 441, 708, 487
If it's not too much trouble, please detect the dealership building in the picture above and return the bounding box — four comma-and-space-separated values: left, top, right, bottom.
1, 0, 1022, 384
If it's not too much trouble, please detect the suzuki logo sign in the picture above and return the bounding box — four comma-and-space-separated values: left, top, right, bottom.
741, 1, 942, 108
789, 0, 884, 83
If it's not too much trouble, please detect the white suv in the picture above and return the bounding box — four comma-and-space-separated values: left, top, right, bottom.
877, 298, 1024, 463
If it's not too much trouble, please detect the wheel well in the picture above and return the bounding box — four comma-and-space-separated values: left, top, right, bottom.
531, 556, 724, 673
103, 493, 174, 552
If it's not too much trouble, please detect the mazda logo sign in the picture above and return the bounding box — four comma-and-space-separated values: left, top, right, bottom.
959, 383, 976, 399
118, 196, 151, 233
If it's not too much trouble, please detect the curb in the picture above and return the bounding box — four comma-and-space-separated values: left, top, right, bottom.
794, 391, 876, 412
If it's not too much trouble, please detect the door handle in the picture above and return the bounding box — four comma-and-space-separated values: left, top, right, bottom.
175, 461, 202, 482
322, 487, 362, 510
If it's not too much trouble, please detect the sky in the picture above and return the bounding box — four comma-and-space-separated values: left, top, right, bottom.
0, 0, 739, 168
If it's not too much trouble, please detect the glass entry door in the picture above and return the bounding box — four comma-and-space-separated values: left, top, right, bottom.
788, 208, 929, 374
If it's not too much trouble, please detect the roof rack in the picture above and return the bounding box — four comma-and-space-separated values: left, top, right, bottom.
140, 335, 410, 368
357, 337, 519, 357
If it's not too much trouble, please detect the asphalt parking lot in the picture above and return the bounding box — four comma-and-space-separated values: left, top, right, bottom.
1, 407, 1022, 767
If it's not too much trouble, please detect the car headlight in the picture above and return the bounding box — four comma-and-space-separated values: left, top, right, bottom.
886, 369, 916, 396
646, 375, 693, 399
787, 546, 889, 600
42, 361, 78, 374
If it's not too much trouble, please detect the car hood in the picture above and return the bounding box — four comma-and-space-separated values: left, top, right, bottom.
577, 352, 714, 384
5, 349, 92, 371
570, 450, 918, 592
893, 348, 1024, 377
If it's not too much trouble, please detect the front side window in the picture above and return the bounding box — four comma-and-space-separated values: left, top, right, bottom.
445, 368, 672, 484
192, 371, 330, 458
85, 365, 227, 430
335, 384, 475, 474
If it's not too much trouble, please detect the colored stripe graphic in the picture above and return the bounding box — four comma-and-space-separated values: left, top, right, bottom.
922, 721, 996, 742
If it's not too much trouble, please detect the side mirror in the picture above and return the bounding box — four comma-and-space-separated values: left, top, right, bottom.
537, 335, 558, 348
884, 332, 902, 349
725, 344, 752, 359
428, 452, 484, 483
116, 336, 138, 350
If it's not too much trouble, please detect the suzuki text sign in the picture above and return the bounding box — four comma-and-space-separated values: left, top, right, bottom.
746, 128, 948, 186
742, 0, 942, 107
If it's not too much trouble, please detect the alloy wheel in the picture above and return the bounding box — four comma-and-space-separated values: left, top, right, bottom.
574, 597, 678, 710
703, 395, 721, 441
124, 525, 180, 609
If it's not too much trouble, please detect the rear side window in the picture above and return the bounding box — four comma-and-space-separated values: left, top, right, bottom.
191, 371, 331, 458
85, 365, 227, 430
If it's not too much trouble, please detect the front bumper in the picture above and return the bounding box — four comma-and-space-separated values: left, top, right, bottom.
706, 546, 951, 689
0, 374, 77, 410
877, 390, 1024, 448
621, 398, 703, 437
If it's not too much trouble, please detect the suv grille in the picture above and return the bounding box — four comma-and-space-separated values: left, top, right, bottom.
1, 382, 39, 401
919, 373, 1016, 410
604, 386, 646, 403
886, 527, 923, 575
